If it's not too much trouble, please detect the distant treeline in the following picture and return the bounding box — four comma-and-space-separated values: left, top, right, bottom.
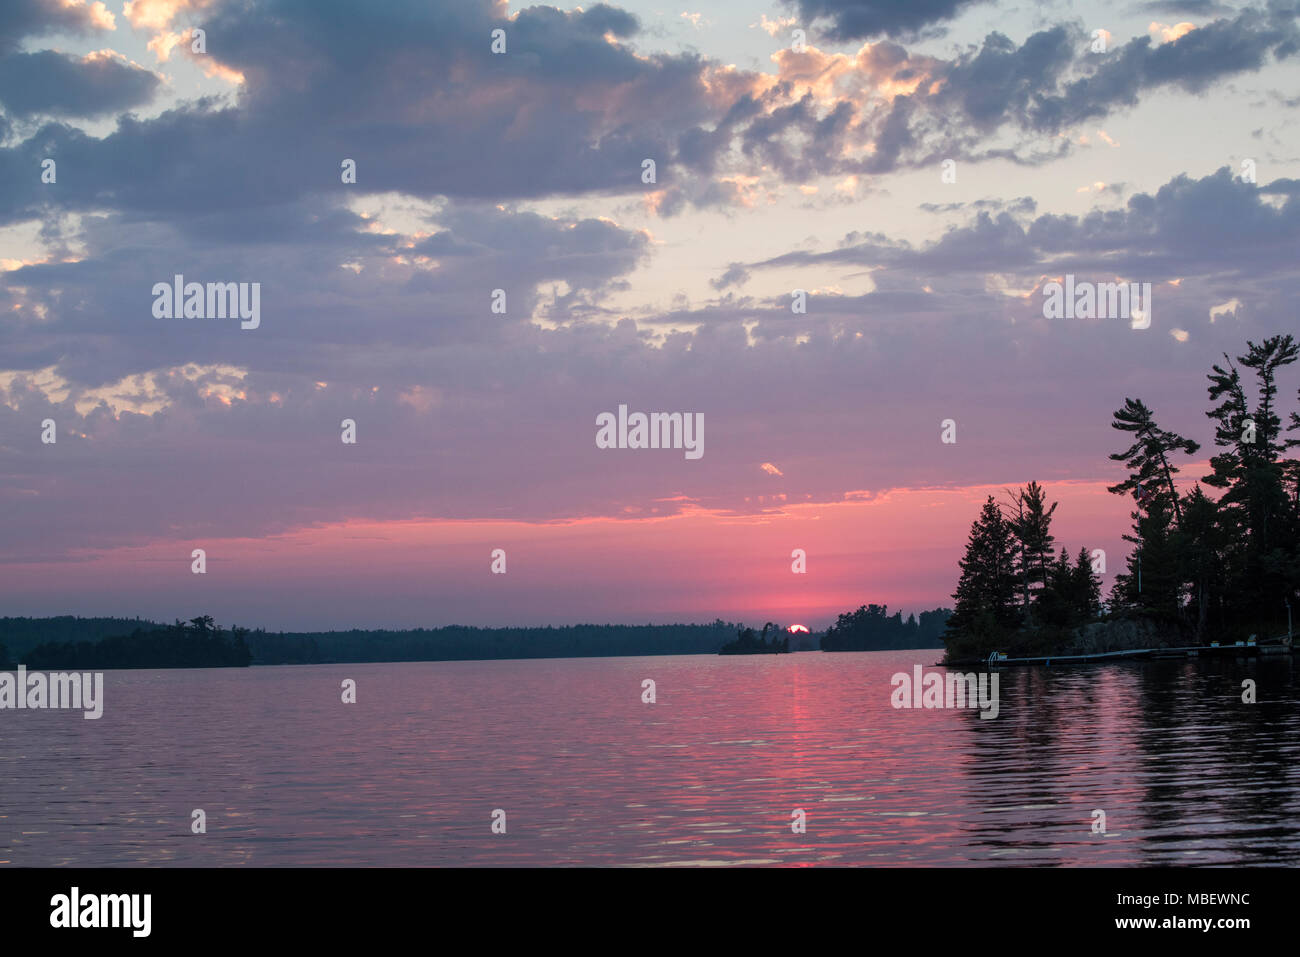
821, 605, 952, 651
257, 620, 745, 663
0, 617, 748, 666
1, 611, 953, 668
0, 616, 168, 659
16, 617, 251, 670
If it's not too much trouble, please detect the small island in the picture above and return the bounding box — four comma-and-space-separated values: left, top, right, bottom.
719, 622, 790, 654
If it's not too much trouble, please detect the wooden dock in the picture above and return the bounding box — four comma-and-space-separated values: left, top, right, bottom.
975, 637, 1292, 667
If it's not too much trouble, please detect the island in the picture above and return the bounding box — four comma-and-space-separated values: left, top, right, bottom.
719, 622, 790, 654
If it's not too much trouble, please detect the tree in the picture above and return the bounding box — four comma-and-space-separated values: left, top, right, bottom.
1110, 494, 1181, 628
1005, 481, 1058, 617
944, 496, 1020, 658
1286, 364, 1300, 507
1204, 336, 1299, 634
1072, 546, 1102, 621
1173, 485, 1227, 641
1034, 546, 1101, 630
1108, 398, 1199, 525
822, 604, 905, 651
1036, 548, 1077, 629
1107, 398, 1200, 634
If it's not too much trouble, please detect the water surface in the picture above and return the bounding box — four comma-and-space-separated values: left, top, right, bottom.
2, 650, 1297, 866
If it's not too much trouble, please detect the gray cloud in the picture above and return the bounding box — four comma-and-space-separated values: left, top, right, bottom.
0, 51, 160, 118
710, 262, 752, 290
0, 0, 114, 55
1135, 1, 1239, 14
782, 0, 990, 40
750, 168, 1300, 282
1, 0, 1295, 226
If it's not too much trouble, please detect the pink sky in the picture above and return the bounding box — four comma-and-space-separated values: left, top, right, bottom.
0, 477, 1142, 630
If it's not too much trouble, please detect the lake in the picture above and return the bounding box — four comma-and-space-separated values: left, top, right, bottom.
2, 650, 1297, 866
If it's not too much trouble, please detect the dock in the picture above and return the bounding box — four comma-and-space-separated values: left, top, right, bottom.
972, 636, 1293, 667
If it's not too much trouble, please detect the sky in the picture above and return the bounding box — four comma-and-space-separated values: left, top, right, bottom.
1, 0, 1298, 630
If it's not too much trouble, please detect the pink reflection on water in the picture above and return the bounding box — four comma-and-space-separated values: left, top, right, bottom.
1, 651, 1298, 865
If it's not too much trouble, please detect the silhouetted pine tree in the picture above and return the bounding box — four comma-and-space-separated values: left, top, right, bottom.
1204, 336, 1298, 635
1002, 482, 1058, 626
1108, 397, 1200, 524
1035, 548, 1077, 629
944, 496, 1020, 658
1173, 485, 1228, 641
1107, 399, 1199, 634
1110, 495, 1183, 628
1072, 546, 1102, 620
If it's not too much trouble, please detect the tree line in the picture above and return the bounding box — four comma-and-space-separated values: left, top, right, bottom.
0, 616, 168, 660
944, 334, 1300, 659
821, 604, 952, 651
21, 617, 252, 670
1, 617, 749, 666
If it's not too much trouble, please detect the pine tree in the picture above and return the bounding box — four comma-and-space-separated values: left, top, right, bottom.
1108, 398, 1199, 525
1286, 372, 1300, 507
1036, 548, 1076, 629
1107, 398, 1199, 635
1006, 481, 1057, 614
944, 496, 1020, 658
1204, 336, 1298, 634
1173, 485, 1227, 641
1110, 494, 1182, 629
1072, 546, 1101, 620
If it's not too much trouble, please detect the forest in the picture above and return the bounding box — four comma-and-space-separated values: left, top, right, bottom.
821, 605, 953, 651
16, 617, 252, 670
0, 617, 747, 666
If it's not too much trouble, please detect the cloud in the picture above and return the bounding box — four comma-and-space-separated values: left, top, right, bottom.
710, 262, 752, 290
755, 14, 798, 38
782, 0, 989, 41
0, 195, 653, 395
0, 0, 116, 55
0, 0, 721, 224
0, 50, 160, 117
2, 0, 1296, 228
918, 196, 1038, 215
4, 159, 1296, 562
122, 0, 211, 31
1136, 1, 1236, 15
748, 168, 1300, 284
